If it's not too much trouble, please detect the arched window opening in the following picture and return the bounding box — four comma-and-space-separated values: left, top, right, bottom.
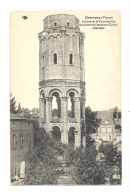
52, 126, 61, 142
54, 53, 57, 64
68, 92, 75, 118
69, 53, 73, 64
52, 92, 61, 118
80, 101, 83, 118
67, 22, 70, 27
68, 126, 75, 146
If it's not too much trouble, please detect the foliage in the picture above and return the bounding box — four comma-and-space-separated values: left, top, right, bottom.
24, 127, 64, 185
24, 147, 62, 185
99, 143, 122, 184
70, 146, 106, 185
99, 143, 119, 166
85, 106, 101, 146
63, 144, 106, 185
17, 102, 22, 113
63, 144, 77, 165
10, 93, 17, 113
22, 108, 30, 118
85, 106, 101, 134
112, 106, 121, 118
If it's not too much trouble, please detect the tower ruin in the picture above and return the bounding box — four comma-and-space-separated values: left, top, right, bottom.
38, 14, 86, 147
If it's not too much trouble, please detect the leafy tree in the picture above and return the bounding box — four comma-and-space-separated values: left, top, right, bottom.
85, 106, 101, 146
22, 108, 30, 118
112, 106, 121, 118
99, 143, 120, 166
71, 146, 106, 185
10, 93, 17, 113
24, 127, 64, 185
17, 102, 22, 113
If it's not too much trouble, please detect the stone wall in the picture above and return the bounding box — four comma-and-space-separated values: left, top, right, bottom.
10, 119, 34, 180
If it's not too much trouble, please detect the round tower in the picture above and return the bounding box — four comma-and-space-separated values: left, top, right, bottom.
38, 14, 86, 147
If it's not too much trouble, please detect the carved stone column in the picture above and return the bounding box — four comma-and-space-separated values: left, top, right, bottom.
39, 98, 42, 126
61, 97, 68, 144
82, 98, 86, 147
42, 98, 45, 120
45, 97, 52, 132
74, 97, 81, 147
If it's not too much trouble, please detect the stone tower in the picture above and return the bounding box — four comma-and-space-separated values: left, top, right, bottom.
38, 14, 86, 147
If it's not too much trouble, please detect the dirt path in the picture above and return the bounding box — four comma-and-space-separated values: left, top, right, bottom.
57, 166, 76, 185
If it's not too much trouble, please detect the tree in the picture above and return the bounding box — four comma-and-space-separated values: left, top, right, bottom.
17, 102, 22, 113
85, 106, 101, 146
10, 93, 17, 114
112, 106, 121, 118
99, 143, 120, 166
22, 108, 30, 118
72, 146, 106, 185
99, 143, 122, 184
24, 126, 64, 185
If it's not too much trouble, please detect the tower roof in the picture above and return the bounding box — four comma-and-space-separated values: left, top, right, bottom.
43, 14, 79, 29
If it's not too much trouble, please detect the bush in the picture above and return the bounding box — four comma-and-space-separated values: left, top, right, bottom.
24, 130, 64, 185
66, 145, 106, 185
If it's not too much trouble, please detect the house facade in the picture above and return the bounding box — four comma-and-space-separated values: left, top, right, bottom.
10, 113, 34, 181
91, 110, 121, 150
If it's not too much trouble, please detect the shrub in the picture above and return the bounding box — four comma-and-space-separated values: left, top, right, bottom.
69, 146, 106, 185
24, 131, 64, 185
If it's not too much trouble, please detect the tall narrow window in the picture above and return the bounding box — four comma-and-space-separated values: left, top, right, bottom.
13, 134, 16, 148
20, 134, 23, 148
54, 22, 57, 26
27, 133, 30, 146
54, 53, 57, 64
67, 22, 70, 26
69, 53, 73, 64
109, 135, 111, 141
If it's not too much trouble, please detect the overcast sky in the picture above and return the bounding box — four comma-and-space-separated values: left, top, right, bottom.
10, 11, 121, 111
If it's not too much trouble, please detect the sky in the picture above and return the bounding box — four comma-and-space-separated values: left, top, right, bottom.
10, 11, 121, 111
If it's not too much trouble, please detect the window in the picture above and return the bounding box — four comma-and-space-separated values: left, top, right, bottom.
54, 22, 57, 26
13, 134, 16, 148
13, 122, 15, 125
109, 135, 111, 141
69, 53, 73, 64
101, 127, 106, 133
54, 53, 57, 64
20, 134, 23, 148
67, 22, 70, 26
28, 122, 30, 125
27, 133, 30, 146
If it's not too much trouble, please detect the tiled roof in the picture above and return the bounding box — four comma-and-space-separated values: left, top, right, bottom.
97, 111, 115, 125
10, 113, 34, 121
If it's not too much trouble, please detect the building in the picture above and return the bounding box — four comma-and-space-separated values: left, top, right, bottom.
10, 113, 34, 181
38, 14, 86, 147
91, 110, 121, 149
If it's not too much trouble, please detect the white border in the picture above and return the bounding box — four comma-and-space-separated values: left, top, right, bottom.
0, 1, 130, 195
